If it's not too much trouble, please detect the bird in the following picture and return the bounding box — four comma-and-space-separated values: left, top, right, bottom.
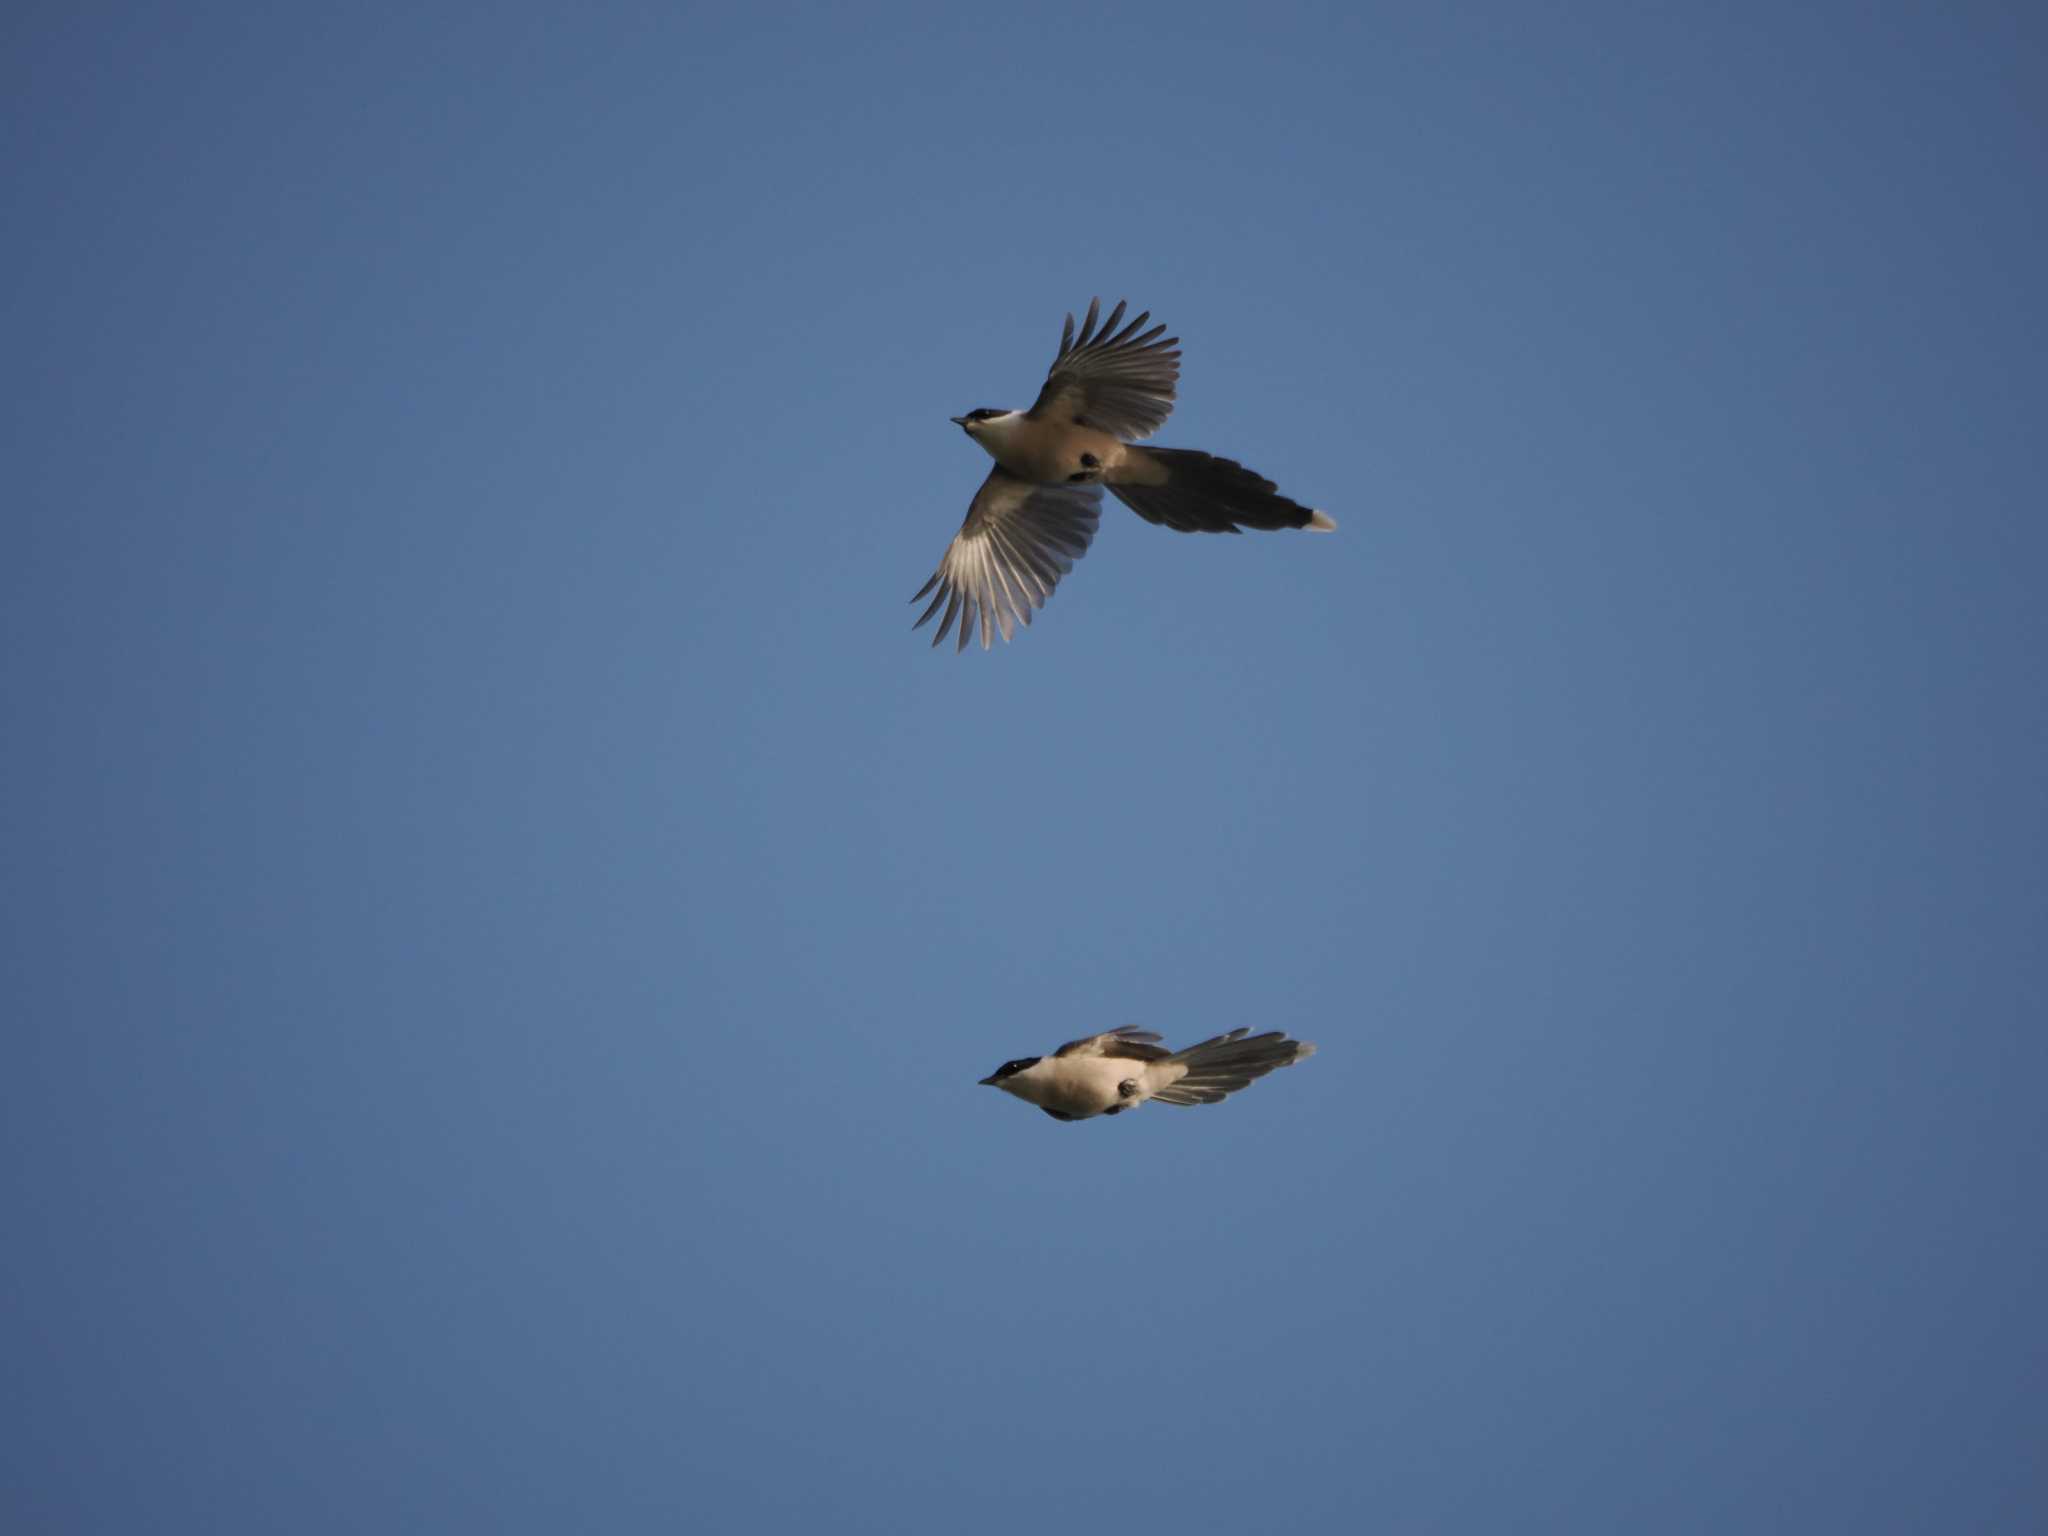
979, 1025, 1317, 1122
912, 298, 1337, 651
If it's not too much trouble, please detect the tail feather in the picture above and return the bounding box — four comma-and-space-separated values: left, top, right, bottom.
1107, 448, 1332, 535
1152, 1027, 1317, 1107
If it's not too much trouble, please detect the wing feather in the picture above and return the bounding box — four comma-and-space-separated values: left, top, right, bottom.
910, 466, 1102, 652
1054, 1026, 1172, 1061
1027, 297, 1181, 440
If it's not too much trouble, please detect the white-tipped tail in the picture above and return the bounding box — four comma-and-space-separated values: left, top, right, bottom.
1307, 510, 1337, 531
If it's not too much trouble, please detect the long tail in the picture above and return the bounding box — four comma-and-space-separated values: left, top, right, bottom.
1107, 447, 1337, 535
1151, 1028, 1317, 1106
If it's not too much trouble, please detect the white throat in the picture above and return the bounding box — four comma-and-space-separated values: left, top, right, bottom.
996, 1057, 1056, 1105
969, 410, 1027, 461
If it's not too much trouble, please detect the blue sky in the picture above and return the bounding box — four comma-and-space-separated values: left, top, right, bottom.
5, 3, 2045, 1530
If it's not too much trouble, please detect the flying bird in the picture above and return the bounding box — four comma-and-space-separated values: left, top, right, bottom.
979, 1026, 1317, 1122
912, 299, 1336, 651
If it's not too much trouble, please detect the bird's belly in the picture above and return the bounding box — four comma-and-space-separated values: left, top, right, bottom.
996, 430, 1127, 486
1039, 1058, 1137, 1119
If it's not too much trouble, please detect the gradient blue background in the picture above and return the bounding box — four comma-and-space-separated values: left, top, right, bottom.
6, 3, 2045, 1530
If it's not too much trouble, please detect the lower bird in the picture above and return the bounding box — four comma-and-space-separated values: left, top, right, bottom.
913, 298, 1336, 651
980, 1026, 1317, 1122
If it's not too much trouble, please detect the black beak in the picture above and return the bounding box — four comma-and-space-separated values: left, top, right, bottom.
949, 415, 968, 427
977, 1073, 999, 1086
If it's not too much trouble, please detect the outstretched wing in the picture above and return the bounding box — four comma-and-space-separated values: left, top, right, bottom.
1054, 1026, 1172, 1062
1026, 298, 1181, 441
910, 466, 1101, 652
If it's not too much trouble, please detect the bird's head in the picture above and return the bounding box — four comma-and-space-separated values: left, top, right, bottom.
949, 407, 1008, 435
978, 1056, 1041, 1088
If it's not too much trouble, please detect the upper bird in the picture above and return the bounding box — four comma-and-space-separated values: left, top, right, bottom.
980, 1025, 1318, 1122
912, 299, 1337, 651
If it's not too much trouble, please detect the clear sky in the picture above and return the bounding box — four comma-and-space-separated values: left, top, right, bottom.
5, 3, 2045, 1531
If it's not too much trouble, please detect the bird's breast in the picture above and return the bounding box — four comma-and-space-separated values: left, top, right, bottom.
1036, 1056, 1144, 1118
989, 421, 1129, 486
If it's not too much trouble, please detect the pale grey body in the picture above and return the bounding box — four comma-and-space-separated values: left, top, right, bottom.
958, 409, 1169, 491
980, 1026, 1317, 1123
913, 299, 1337, 652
